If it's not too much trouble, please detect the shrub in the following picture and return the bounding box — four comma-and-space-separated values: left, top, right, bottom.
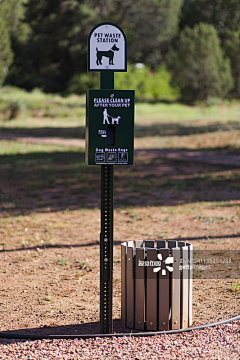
167, 23, 234, 103
7, 98, 26, 119
66, 73, 100, 95
115, 64, 180, 102
67, 64, 179, 102
65, 64, 179, 102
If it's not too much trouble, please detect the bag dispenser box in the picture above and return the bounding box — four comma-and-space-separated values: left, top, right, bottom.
86, 89, 135, 165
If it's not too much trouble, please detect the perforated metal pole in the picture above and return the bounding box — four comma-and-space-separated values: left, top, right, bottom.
100, 72, 114, 334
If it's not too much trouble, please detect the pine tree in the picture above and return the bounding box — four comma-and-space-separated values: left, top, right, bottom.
0, 0, 29, 86
180, 0, 240, 97
0, 15, 13, 86
11, 0, 96, 92
168, 23, 234, 102
222, 30, 240, 98
9, 0, 183, 91
181, 0, 240, 37
91, 0, 183, 68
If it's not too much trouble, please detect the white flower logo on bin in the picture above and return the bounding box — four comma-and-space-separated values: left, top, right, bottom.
153, 254, 174, 275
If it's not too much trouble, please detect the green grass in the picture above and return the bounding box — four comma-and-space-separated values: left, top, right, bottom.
56, 258, 68, 266
75, 260, 93, 271
1, 86, 240, 127
0, 86, 85, 126
1, 87, 240, 213
0, 86, 85, 110
1, 87, 240, 154
230, 282, 240, 292
193, 215, 240, 224
1, 142, 239, 212
0, 140, 77, 156
135, 102, 240, 124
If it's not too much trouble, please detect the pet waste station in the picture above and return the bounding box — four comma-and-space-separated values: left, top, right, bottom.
86, 22, 192, 336
86, 22, 134, 334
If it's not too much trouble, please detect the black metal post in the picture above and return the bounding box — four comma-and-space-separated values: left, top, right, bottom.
100, 71, 114, 334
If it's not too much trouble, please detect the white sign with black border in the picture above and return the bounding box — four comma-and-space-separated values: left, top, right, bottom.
88, 22, 127, 72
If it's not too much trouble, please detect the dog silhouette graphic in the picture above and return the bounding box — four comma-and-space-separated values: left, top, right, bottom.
96, 44, 119, 65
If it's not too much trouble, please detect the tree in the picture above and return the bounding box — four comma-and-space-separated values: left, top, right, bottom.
91, 0, 183, 68
168, 23, 233, 103
180, 0, 240, 97
181, 0, 240, 37
8, 0, 183, 92
0, 0, 30, 86
223, 30, 240, 97
0, 0, 28, 40
0, 6, 13, 85
9, 0, 96, 92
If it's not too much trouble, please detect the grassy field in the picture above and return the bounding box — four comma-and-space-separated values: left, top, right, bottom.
1, 86, 240, 213
0, 87, 239, 334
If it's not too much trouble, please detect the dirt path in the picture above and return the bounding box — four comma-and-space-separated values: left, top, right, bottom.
0, 133, 84, 148
0, 131, 239, 358
135, 148, 240, 167
1, 132, 240, 167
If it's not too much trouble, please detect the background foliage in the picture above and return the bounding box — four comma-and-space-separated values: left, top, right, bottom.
0, 0, 240, 102
168, 23, 234, 102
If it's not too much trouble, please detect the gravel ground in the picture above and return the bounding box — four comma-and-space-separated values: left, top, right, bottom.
0, 320, 239, 359
0, 133, 239, 358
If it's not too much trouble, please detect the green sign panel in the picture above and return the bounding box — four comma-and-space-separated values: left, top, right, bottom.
86, 89, 134, 165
